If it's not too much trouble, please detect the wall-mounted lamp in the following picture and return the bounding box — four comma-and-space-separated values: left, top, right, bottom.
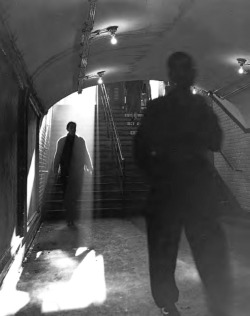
83, 70, 105, 85
97, 71, 105, 84
90, 25, 118, 45
192, 86, 197, 94
107, 26, 118, 45
97, 77, 103, 84
237, 58, 250, 74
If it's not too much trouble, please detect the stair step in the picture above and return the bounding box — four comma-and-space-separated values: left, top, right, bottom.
45, 100, 149, 215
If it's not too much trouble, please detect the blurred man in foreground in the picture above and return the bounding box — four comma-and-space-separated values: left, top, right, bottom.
134, 52, 232, 316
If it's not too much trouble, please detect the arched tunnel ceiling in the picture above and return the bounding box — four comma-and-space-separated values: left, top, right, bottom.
1, 0, 250, 112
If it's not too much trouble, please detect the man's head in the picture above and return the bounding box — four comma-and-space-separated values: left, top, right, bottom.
167, 52, 196, 88
66, 121, 76, 136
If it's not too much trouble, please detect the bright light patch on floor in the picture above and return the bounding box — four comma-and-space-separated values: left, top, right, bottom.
35, 251, 42, 260
48, 250, 76, 269
41, 250, 106, 313
176, 259, 201, 282
0, 290, 30, 316
2, 240, 25, 291
10, 229, 23, 256
75, 246, 88, 257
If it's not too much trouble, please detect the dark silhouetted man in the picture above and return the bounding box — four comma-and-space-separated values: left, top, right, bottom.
134, 52, 232, 316
54, 121, 93, 226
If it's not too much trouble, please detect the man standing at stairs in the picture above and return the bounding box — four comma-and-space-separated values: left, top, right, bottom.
133, 52, 233, 316
54, 121, 93, 226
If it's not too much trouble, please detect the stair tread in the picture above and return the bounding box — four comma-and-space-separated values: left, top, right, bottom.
45, 102, 149, 214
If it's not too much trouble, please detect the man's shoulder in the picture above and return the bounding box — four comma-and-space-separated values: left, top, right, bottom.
57, 135, 67, 143
192, 94, 213, 114
75, 135, 85, 142
147, 96, 167, 107
145, 96, 168, 115
74, 135, 86, 147
193, 93, 207, 104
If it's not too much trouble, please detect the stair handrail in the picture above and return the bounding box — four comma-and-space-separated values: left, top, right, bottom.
210, 93, 250, 133
219, 150, 242, 172
100, 84, 125, 195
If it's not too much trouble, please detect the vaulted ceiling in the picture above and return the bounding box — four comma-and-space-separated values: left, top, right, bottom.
1, 0, 250, 114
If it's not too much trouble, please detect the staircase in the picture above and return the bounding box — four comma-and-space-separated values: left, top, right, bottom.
110, 105, 150, 214
42, 85, 242, 222
43, 82, 151, 220
43, 99, 124, 220
108, 99, 243, 219
92, 100, 124, 216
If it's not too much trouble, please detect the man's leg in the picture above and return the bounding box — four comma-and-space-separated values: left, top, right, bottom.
185, 214, 233, 316
60, 175, 68, 197
63, 176, 75, 225
60, 175, 71, 224
65, 174, 83, 225
146, 208, 182, 309
185, 174, 233, 316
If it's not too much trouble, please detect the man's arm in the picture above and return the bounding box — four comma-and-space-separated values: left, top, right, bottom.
133, 100, 156, 172
202, 101, 223, 152
207, 108, 222, 152
53, 138, 64, 174
133, 124, 149, 171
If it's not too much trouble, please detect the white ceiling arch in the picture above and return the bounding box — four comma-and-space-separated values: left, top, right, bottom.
1, 0, 250, 112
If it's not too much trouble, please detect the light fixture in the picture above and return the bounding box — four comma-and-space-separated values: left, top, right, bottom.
78, 0, 97, 94
237, 58, 250, 74
238, 65, 244, 74
90, 26, 118, 45
192, 86, 197, 94
82, 71, 105, 84
107, 26, 118, 45
97, 71, 105, 84
110, 34, 117, 45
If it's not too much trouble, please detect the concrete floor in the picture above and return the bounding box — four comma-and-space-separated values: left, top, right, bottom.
1, 215, 250, 316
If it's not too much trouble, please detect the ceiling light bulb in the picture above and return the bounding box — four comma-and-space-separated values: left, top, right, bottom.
192, 87, 197, 94
238, 66, 244, 74
110, 34, 117, 45
98, 77, 103, 84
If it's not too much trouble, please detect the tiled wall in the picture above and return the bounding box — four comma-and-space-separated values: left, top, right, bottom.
39, 109, 53, 212
213, 101, 250, 212
0, 52, 19, 263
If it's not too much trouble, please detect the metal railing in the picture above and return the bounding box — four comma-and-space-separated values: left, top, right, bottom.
209, 93, 250, 133
219, 150, 242, 172
100, 83, 126, 196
